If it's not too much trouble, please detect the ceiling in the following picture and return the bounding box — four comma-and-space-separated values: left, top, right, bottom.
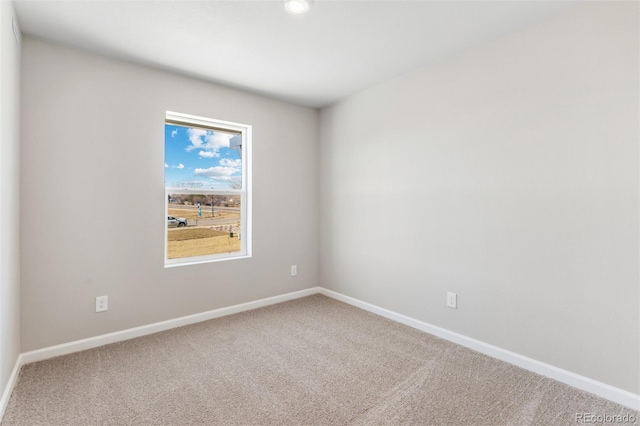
13, 1, 579, 108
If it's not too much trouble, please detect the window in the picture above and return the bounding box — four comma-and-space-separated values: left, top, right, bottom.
164, 111, 251, 267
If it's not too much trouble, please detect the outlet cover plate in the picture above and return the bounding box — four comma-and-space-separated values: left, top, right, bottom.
96, 295, 108, 312
447, 292, 457, 309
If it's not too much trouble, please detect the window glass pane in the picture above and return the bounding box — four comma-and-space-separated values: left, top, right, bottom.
164, 114, 249, 266
165, 124, 242, 190
167, 194, 242, 259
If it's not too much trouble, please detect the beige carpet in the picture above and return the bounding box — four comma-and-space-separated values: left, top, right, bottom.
2, 295, 637, 425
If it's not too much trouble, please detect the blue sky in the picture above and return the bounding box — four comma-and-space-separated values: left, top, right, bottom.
164, 124, 242, 190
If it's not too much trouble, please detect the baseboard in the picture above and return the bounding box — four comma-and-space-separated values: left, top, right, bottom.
0, 353, 23, 421
21, 287, 320, 365
318, 288, 640, 411
6, 286, 638, 413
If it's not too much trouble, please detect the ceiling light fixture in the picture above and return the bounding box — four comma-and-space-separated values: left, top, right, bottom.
284, 0, 313, 15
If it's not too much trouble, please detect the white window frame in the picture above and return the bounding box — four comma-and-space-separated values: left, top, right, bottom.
164, 111, 252, 268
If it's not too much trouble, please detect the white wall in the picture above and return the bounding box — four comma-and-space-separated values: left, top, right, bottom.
20, 38, 319, 351
0, 0, 21, 397
319, 2, 639, 394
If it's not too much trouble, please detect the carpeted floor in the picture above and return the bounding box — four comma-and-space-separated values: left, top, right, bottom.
2, 294, 637, 425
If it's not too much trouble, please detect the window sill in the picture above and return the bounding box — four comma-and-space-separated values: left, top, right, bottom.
164, 253, 251, 268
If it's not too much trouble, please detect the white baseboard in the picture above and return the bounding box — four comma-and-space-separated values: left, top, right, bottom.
0, 353, 23, 421
318, 288, 640, 411
3, 286, 638, 416
21, 287, 320, 365
2, 287, 316, 421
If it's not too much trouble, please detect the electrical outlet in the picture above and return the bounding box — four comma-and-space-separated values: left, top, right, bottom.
96, 295, 108, 312
447, 292, 457, 309
291, 265, 297, 276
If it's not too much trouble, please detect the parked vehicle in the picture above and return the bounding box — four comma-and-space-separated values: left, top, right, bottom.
167, 216, 187, 228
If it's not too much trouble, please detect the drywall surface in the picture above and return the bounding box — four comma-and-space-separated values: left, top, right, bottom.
21, 38, 318, 351
0, 0, 21, 395
319, 2, 639, 393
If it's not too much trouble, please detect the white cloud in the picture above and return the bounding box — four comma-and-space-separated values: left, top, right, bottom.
219, 158, 241, 167
164, 163, 169, 168
198, 151, 219, 159
194, 166, 239, 179
205, 132, 233, 151
176, 164, 184, 169
186, 128, 206, 151
186, 128, 234, 158
171, 129, 178, 138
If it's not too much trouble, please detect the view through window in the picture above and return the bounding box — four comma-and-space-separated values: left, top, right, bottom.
165, 112, 250, 266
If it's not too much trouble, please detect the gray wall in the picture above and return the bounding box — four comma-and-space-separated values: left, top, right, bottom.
20, 38, 319, 351
319, 2, 639, 393
0, 0, 21, 396
14, 0, 640, 398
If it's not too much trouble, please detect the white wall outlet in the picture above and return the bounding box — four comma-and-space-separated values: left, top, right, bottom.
96, 295, 108, 312
291, 265, 297, 276
447, 292, 457, 309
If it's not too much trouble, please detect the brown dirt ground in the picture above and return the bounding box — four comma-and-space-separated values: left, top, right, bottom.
167, 228, 240, 259
168, 228, 228, 242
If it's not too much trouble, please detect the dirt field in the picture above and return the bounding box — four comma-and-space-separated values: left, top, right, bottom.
167, 227, 240, 259
168, 228, 227, 241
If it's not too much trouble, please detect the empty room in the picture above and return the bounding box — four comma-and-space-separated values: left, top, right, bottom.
0, 0, 638, 424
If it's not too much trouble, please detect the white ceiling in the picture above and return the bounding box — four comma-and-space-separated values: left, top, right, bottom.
13, 1, 579, 108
